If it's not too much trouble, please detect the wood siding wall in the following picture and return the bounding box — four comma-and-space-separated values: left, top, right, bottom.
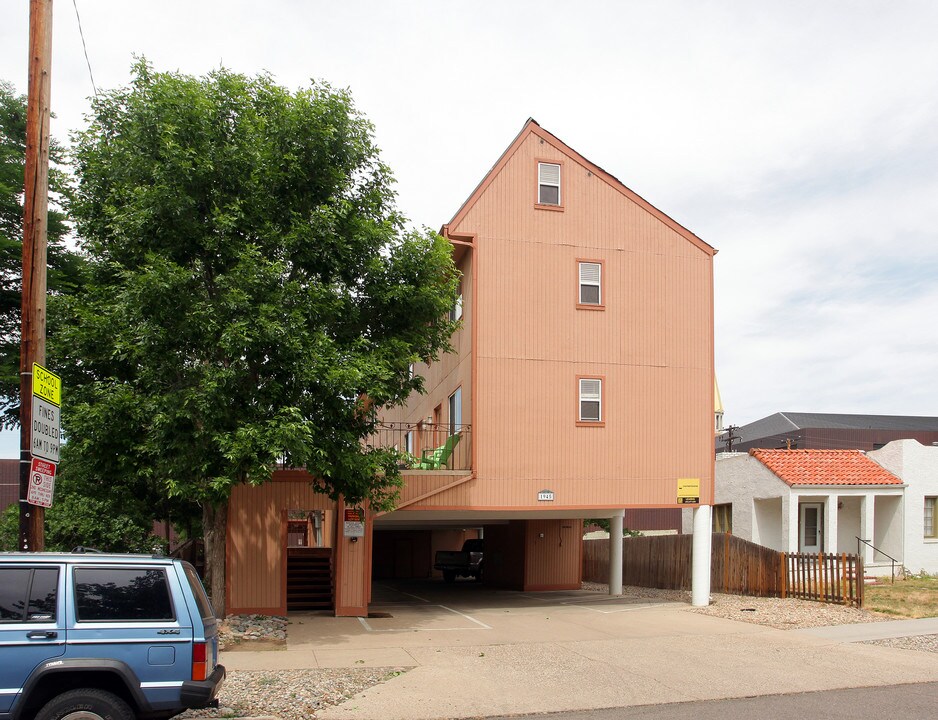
523, 519, 583, 590
421, 129, 713, 511
227, 471, 334, 614
372, 530, 433, 579
334, 497, 372, 616
482, 522, 526, 589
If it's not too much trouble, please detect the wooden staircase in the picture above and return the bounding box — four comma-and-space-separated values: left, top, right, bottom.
287, 548, 333, 611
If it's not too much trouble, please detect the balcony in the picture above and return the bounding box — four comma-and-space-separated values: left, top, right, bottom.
367, 422, 472, 472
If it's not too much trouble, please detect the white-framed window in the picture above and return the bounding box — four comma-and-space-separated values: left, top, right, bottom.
405, 430, 414, 455
538, 162, 561, 205
448, 387, 462, 435
450, 282, 463, 321
578, 261, 602, 305
578, 378, 602, 422
925, 497, 937, 539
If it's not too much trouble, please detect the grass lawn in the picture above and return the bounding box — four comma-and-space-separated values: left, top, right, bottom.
864, 576, 938, 618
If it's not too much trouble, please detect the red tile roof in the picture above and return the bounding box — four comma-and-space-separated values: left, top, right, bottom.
749, 449, 903, 486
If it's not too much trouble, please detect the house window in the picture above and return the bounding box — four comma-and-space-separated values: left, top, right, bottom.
578, 261, 602, 306
448, 387, 462, 435
408, 363, 415, 380
405, 430, 414, 456
538, 162, 561, 205
450, 282, 463, 321
578, 378, 602, 423
712, 504, 732, 534
925, 497, 937, 539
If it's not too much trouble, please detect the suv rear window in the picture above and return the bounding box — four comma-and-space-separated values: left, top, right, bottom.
0, 567, 58, 623
182, 563, 215, 622
75, 567, 175, 621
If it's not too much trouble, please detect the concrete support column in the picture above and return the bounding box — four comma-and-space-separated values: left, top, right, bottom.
860, 495, 876, 564
691, 505, 712, 607
609, 511, 623, 596
785, 494, 800, 553
825, 496, 839, 553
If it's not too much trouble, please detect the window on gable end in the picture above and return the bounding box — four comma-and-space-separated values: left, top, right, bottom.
578, 378, 602, 423
538, 162, 561, 205
578, 261, 602, 306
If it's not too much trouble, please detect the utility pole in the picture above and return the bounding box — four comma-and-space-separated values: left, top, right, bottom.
19, 0, 53, 552
723, 424, 740, 453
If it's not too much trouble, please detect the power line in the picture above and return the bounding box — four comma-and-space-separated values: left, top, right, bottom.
71, 0, 97, 98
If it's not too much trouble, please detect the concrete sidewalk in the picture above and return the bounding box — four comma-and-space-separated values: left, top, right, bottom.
221, 586, 938, 720
793, 616, 938, 642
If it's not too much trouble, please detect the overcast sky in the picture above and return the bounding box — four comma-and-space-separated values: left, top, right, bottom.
1, 1, 937, 456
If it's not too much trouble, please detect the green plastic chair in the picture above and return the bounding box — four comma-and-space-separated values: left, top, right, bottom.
414, 432, 462, 470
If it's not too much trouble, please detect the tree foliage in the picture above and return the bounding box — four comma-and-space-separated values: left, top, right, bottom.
59, 61, 459, 610
0, 461, 168, 554
0, 80, 85, 427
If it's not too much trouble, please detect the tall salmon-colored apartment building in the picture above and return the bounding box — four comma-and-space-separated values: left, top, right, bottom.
226, 119, 716, 616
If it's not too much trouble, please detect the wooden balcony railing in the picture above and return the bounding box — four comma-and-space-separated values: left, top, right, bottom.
366, 422, 471, 472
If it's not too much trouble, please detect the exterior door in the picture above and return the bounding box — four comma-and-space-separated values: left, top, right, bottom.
799, 503, 823, 553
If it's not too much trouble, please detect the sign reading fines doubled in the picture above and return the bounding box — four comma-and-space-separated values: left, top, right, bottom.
31, 363, 61, 463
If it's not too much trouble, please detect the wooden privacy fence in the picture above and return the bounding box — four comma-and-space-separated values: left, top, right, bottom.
582, 534, 864, 607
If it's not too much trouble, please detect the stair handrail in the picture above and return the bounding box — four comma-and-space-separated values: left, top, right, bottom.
855, 536, 898, 584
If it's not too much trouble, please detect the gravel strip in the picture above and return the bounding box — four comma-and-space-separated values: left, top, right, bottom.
179, 668, 407, 720
583, 581, 886, 629
218, 615, 288, 650
863, 634, 938, 653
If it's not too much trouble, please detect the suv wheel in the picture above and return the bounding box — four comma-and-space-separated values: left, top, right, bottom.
35, 689, 135, 720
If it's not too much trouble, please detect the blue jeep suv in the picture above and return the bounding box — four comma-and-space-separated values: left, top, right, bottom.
0, 552, 225, 720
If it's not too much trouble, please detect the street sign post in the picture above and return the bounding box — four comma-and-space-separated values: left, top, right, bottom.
29, 363, 61, 506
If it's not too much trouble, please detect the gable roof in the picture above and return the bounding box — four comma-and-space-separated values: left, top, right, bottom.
749, 448, 903, 486
442, 118, 715, 256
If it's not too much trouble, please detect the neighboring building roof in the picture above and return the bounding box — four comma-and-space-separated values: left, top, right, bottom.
749, 448, 903, 486
442, 118, 715, 257
734, 412, 938, 445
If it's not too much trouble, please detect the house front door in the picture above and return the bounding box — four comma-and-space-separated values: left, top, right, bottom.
799, 503, 823, 553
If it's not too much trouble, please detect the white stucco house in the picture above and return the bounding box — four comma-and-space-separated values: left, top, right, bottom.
683, 446, 918, 576
866, 439, 938, 575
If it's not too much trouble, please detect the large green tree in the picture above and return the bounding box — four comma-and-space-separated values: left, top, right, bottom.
60, 62, 459, 613
0, 80, 84, 427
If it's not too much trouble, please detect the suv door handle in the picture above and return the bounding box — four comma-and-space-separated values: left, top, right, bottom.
27, 631, 58, 639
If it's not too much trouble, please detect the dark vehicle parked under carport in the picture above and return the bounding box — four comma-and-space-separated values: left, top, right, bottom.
434, 539, 483, 582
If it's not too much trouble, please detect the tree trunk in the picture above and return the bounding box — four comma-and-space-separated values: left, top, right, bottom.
202, 499, 228, 617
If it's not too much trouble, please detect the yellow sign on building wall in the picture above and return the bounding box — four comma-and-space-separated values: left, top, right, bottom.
677, 477, 700, 504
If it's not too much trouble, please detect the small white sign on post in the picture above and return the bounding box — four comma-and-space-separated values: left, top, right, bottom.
27, 458, 56, 508
343, 508, 365, 538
